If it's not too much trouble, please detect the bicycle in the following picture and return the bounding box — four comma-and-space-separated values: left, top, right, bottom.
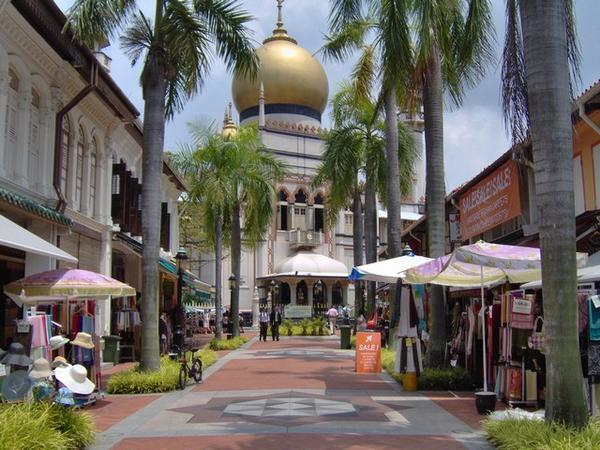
177, 347, 203, 390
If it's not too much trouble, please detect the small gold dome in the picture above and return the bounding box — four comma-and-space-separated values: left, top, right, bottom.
232, 6, 328, 119
221, 103, 238, 139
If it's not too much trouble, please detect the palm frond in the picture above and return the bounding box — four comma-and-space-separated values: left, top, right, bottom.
321, 19, 372, 63
377, 0, 412, 92
564, 0, 581, 95
193, 0, 258, 78
65, 0, 136, 47
351, 44, 377, 102
328, 0, 365, 33
120, 11, 153, 67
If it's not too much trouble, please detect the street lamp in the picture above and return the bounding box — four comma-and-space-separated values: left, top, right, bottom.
228, 274, 236, 334
174, 247, 188, 351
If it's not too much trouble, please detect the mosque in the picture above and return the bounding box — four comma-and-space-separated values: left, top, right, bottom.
202, 1, 426, 323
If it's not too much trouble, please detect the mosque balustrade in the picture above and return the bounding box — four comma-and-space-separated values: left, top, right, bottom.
289, 229, 323, 249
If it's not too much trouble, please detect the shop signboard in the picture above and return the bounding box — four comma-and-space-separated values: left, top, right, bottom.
355, 331, 382, 373
459, 159, 521, 240
284, 305, 312, 319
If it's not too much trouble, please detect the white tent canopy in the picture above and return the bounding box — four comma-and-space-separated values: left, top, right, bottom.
0, 214, 77, 264
348, 255, 433, 283
521, 263, 600, 289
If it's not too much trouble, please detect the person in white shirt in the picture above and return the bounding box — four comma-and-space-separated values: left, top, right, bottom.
327, 306, 339, 335
259, 308, 270, 341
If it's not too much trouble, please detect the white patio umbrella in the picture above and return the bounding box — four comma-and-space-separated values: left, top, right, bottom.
348, 254, 433, 283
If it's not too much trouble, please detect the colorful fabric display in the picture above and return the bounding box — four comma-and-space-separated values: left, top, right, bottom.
588, 341, 600, 376
509, 293, 534, 330
590, 299, 600, 341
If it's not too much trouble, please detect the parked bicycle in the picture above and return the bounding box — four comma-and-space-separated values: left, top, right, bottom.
177, 346, 203, 390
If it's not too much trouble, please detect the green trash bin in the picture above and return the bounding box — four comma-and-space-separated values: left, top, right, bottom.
339, 325, 352, 349
103, 335, 122, 364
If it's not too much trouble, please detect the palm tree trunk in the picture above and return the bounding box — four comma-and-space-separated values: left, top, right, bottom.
214, 212, 223, 340
230, 200, 241, 337
139, 51, 166, 372
352, 187, 364, 314
384, 87, 402, 328
520, 0, 587, 427
364, 172, 378, 314
423, 49, 447, 369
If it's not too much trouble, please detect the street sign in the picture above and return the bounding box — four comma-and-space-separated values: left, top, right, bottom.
355, 331, 381, 373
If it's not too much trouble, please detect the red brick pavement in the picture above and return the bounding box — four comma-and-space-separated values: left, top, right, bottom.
424, 391, 506, 429
249, 337, 340, 350
113, 434, 464, 450
193, 355, 391, 392
87, 395, 159, 432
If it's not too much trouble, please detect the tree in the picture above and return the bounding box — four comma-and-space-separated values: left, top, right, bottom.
313, 83, 415, 314
65, 0, 257, 370
501, 0, 586, 427
173, 124, 283, 339
410, 0, 494, 368
325, 0, 412, 326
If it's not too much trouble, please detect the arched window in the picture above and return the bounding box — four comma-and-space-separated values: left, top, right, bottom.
277, 188, 288, 231
75, 125, 85, 210
314, 193, 324, 233
60, 115, 71, 195
295, 189, 307, 204
294, 189, 308, 231
90, 136, 98, 216
296, 281, 308, 306
5, 69, 19, 170
28, 88, 40, 184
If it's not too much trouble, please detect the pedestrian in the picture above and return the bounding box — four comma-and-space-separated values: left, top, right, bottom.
327, 305, 339, 335
259, 308, 269, 341
239, 313, 245, 333
270, 306, 282, 341
159, 313, 170, 354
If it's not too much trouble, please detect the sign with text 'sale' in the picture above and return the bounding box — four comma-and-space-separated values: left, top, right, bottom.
355, 332, 382, 373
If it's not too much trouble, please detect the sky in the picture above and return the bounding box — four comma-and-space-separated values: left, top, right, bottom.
54, 0, 600, 192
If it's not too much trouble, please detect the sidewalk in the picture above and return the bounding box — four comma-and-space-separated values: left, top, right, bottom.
88, 336, 492, 449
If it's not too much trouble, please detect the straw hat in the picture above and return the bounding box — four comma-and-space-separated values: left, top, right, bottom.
51, 356, 69, 369
54, 364, 95, 395
1, 370, 31, 401
29, 358, 52, 379
0, 342, 33, 367
71, 332, 94, 349
50, 335, 69, 350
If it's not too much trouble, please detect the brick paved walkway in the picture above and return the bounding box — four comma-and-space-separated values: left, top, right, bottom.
89, 336, 492, 449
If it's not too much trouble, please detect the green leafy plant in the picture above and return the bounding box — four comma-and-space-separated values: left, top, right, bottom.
299, 318, 311, 336
209, 336, 247, 351
282, 318, 294, 336
312, 316, 327, 335
0, 402, 95, 450
107, 350, 217, 394
484, 417, 600, 449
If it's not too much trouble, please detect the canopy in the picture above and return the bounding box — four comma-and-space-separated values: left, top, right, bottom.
404, 242, 588, 287
349, 254, 433, 283
0, 214, 77, 264
521, 263, 600, 289
4, 268, 136, 306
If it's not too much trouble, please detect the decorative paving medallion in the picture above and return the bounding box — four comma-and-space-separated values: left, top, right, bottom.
223, 397, 355, 417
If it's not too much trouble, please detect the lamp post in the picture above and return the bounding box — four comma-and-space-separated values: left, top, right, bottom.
228, 274, 236, 335
174, 247, 188, 351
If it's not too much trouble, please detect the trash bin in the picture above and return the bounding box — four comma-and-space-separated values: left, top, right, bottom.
102, 335, 122, 364
339, 325, 352, 349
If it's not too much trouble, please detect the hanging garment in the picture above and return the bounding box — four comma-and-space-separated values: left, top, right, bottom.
28, 315, 49, 348
578, 293, 590, 335
509, 293, 534, 330
589, 299, 600, 341
588, 341, 600, 376
466, 306, 475, 357
396, 337, 423, 374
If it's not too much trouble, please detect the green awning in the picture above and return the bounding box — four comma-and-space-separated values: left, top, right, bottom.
0, 186, 72, 227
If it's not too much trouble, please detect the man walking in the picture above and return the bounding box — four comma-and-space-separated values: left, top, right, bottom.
327, 306, 339, 335
270, 306, 282, 341
259, 308, 269, 342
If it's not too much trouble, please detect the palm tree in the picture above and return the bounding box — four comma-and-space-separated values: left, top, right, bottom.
501, 0, 586, 427
65, 0, 257, 370
313, 83, 415, 314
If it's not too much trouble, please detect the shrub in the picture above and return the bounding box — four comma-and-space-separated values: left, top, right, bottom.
299, 319, 310, 336
484, 417, 600, 449
0, 401, 95, 450
209, 336, 247, 351
312, 317, 327, 335
282, 319, 294, 336
107, 356, 180, 394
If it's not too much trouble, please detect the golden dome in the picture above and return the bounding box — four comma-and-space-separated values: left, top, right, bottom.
232, 3, 328, 120
221, 103, 238, 139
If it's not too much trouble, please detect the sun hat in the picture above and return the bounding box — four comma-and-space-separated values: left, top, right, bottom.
70, 332, 94, 349
50, 335, 70, 350
51, 356, 69, 369
54, 386, 75, 406
54, 364, 95, 395
32, 380, 54, 401
29, 358, 52, 379
0, 342, 33, 367
1, 370, 32, 401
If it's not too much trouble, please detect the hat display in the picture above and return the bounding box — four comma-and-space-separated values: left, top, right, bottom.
71, 332, 94, 349
29, 358, 52, 379
51, 356, 69, 370
50, 335, 69, 350
54, 386, 75, 406
32, 380, 54, 401
54, 364, 95, 395
0, 342, 33, 367
1, 370, 32, 401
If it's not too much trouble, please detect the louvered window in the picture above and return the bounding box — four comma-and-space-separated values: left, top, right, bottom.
60, 116, 71, 195
28, 88, 40, 184
90, 137, 98, 216
75, 126, 85, 211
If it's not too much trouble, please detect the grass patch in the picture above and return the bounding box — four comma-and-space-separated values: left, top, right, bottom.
209, 336, 247, 351
381, 348, 473, 390
484, 417, 600, 449
107, 349, 218, 394
0, 401, 95, 449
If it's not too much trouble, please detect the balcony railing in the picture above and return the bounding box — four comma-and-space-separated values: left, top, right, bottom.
289, 230, 323, 248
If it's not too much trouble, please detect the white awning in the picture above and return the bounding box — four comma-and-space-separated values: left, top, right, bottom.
378, 210, 423, 221
0, 214, 77, 264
